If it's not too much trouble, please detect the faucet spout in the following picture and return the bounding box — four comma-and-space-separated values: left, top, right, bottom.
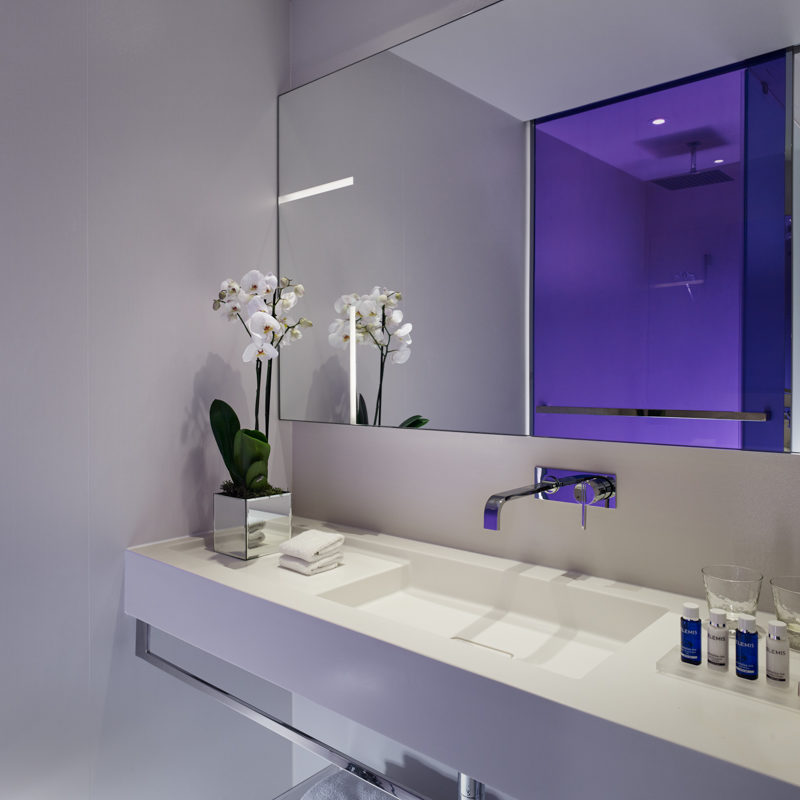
483, 481, 556, 531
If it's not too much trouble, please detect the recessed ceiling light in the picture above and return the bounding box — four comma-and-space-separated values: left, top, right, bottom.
714, 158, 724, 164
651, 118, 666, 126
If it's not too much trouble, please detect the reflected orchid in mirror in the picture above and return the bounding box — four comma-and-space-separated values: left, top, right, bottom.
212, 270, 312, 440
329, 287, 426, 428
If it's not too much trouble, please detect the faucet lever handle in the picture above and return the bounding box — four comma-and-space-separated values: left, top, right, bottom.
576, 483, 588, 530
573, 476, 616, 530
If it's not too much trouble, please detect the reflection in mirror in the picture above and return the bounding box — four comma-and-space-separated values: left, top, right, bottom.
278, 49, 528, 434
794, 48, 800, 453
277, 0, 796, 451
533, 54, 790, 451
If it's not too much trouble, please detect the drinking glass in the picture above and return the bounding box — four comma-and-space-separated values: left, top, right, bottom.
770, 576, 800, 650
701, 565, 762, 632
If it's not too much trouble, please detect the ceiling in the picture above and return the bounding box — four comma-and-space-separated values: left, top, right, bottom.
391, 0, 800, 124
536, 69, 743, 182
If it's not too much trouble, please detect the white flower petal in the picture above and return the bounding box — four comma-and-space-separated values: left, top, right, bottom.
245, 296, 269, 319
242, 341, 260, 362
241, 269, 266, 296
248, 311, 283, 339
280, 290, 297, 310
334, 293, 357, 314
261, 341, 280, 360
357, 299, 379, 320
220, 279, 240, 297
328, 331, 349, 349
391, 346, 411, 364
263, 274, 278, 294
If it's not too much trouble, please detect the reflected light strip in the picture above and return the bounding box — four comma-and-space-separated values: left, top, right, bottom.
349, 306, 357, 425
278, 177, 354, 205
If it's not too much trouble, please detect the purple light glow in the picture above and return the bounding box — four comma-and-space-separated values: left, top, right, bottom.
539, 69, 743, 182
533, 69, 746, 449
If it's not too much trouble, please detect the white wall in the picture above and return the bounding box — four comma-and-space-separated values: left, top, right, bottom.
0, 1, 295, 798
0, 3, 91, 797
287, 1, 800, 798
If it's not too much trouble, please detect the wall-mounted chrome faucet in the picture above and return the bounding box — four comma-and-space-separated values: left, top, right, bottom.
483, 467, 616, 531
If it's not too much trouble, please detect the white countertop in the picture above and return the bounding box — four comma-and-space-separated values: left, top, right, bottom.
124, 521, 800, 799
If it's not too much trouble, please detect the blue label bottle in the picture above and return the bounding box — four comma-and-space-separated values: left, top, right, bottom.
735, 613, 758, 680
680, 602, 702, 665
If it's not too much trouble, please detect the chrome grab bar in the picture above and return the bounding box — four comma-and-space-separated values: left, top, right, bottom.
535, 405, 769, 422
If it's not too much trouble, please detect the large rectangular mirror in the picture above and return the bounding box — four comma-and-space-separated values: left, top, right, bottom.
278, 0, 799, 452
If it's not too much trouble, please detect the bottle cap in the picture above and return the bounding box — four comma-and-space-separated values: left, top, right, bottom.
709, 608, 727, 626
682, 602, 700, 620
737, 614, 756, 633
768, 619, 787, 638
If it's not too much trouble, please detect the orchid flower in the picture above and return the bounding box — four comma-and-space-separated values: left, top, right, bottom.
213, 271, 311, 440
390, 346, 411, 365
328, 286, 415, 425
240, 269, 267, 297
328, 318, 351, 349
279, 290, 298, 312
248, 311, 283, 341
243, 338, 279, 363
218, 296, 245, 321
220, 279, 241, 298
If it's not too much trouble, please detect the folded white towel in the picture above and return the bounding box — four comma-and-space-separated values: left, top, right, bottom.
279, 553, 342, 576
279, 529, 345, 563
301, 770, 388, 800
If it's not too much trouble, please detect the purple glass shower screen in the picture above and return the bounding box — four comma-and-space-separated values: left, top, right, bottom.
532, 60, 787, 452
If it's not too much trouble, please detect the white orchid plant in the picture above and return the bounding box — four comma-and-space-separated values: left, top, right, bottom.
329, 287, 427, 428
211, 270, 311, 495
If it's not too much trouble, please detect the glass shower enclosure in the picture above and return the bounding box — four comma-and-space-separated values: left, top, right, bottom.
532, 53, 789, 451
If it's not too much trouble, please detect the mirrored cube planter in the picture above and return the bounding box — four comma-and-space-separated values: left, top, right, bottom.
213, 492, 292, 560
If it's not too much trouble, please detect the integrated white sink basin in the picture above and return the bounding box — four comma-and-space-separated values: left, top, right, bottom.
125, 523, 800, 797
320, 539, 667, 679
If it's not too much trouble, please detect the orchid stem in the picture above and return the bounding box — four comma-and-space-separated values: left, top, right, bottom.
373, 350, 386, 425
265, 358, 273, 441
254, 358, 262, 432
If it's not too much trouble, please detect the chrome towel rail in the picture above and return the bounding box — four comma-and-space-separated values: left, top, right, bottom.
535, 405, 769, 422
135, 620, 433, 800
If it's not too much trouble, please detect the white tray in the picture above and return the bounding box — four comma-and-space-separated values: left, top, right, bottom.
656, 644, 800, 711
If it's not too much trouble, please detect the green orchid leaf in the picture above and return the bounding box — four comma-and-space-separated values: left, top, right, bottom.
356, 393, 369, 426
399, 414, 429, 428
239, 429, 271, 467
210, 399, 242, 484
244, 428, 269, 444
234, 429, 271, 490
245, 460, 269, 490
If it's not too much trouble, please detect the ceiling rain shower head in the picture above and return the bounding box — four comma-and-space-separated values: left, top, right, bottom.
650, 141, 733, 190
